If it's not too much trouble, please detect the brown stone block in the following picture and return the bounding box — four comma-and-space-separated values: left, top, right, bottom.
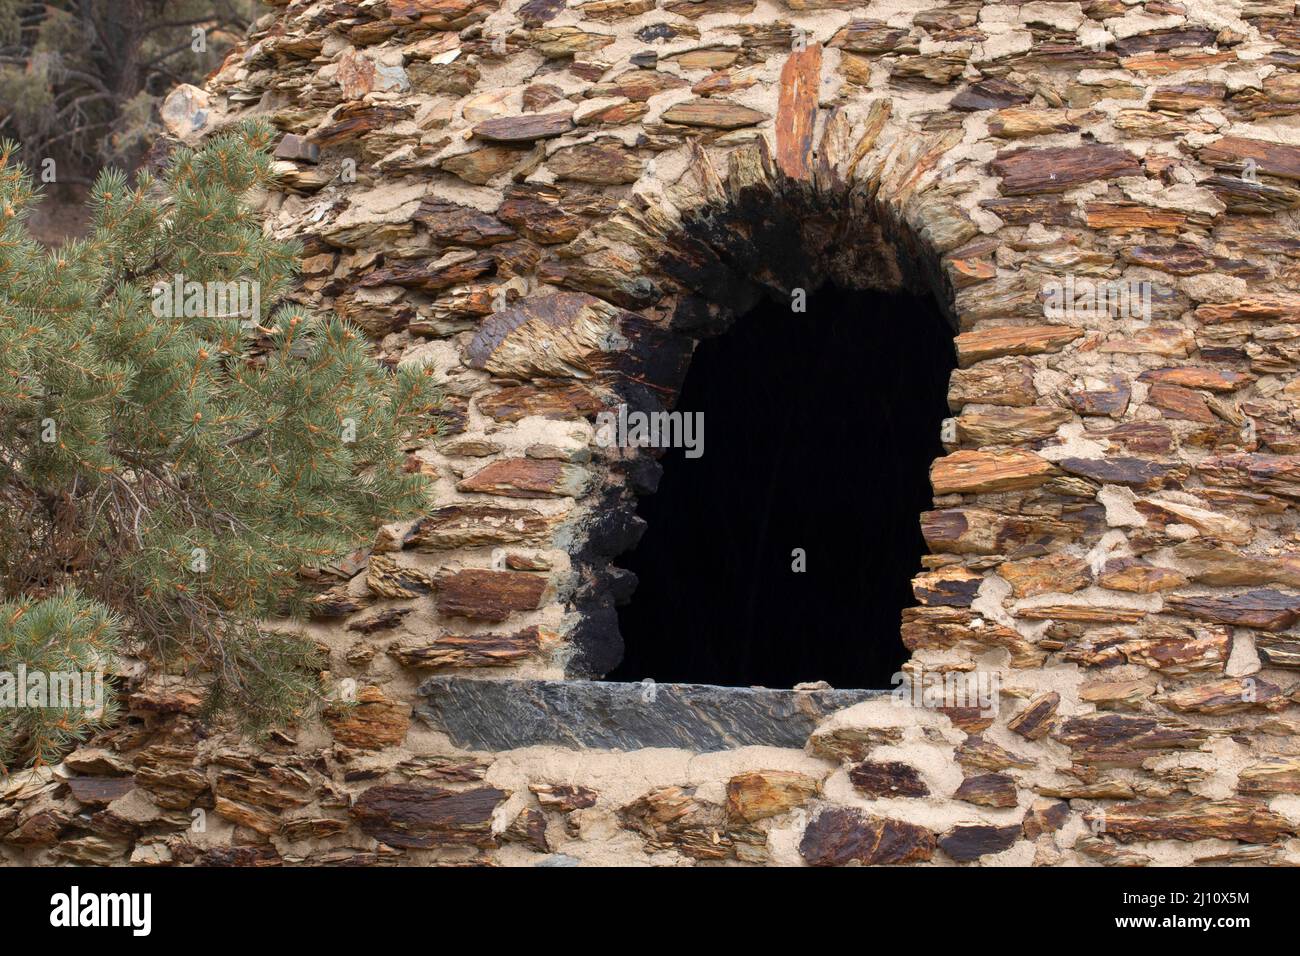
990, 144, 1141, 195
726, 770, 820, 821
458, 458, 589, 498
948, 357, 1038, 409
849, 761, 929, 798
1166, 589, 1300, 632
661, 98, 768, 129
998, 554, 1092, 599
1161, 677, 1284, 715
351, 784, 506, 848
799, 807, 935, 866
549, 142, 642, 183
434, 569, 548, 622
388, 626, 545, 669
324, 686, 412, 750
1097, 557, 1187, 593
473, 111, 575, 143
956, 406, 1072, 446
954, 324, 1082, 367
404, 504, 558, 550
938, 824, 1020, 862
1084, 797, 1293, 844
930, 449, 1056, 495
1008, 692, 1060, 740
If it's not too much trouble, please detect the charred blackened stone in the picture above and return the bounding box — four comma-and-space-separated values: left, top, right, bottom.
417, 677, 882, 751
668, 294, 731, 338
625, 275, 660, 303
660, 231, 765, 313
637, 23, 683, 42
606, 566, 638, 605
582, 508, 647, 557
566, 600, 624, 678
616, 455, 662, 496
566, 483, 647, 675
610, 312, 694, 415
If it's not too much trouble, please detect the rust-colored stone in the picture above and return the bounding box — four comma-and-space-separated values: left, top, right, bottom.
458, 458, 589, 499
1085, 798, 1293, 844
774, 43, 821, 181
324, 686, 411, 750
990, 145, 1142, 195
726, 770, 819, 821
388, 626, 545, 669
954, 325, 1082, 367
930, 450, 1057, 495
434, 569, 547, 622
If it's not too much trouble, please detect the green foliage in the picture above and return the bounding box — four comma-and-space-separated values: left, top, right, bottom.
0, 589, 122, 768
0, 120, 440, 766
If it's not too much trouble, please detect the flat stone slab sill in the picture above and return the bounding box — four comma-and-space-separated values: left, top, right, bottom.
416, 677, 886, 752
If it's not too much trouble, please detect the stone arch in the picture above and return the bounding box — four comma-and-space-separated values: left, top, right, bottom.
464, 83, 971, 681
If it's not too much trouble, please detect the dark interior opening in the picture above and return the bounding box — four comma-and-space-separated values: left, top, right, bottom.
606, 285, 956, 689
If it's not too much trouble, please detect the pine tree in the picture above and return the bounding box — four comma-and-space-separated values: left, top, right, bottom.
0, 120, 440, 767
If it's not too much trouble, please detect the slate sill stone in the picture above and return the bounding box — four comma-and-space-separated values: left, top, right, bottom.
417, 677, 886, 753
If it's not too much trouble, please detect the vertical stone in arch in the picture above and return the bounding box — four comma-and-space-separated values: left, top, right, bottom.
775, 43, 822, 182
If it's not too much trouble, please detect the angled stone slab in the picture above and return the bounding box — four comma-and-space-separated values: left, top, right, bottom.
417, 677, 883, 751
464, 291, 622, 379
660, 99, 768, 129
472, 111, 574, 143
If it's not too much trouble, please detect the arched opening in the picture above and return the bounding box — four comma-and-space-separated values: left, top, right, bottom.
606, 283, 956, 689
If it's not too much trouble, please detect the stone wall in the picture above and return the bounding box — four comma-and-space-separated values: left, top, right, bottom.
5, 0, 1300, 867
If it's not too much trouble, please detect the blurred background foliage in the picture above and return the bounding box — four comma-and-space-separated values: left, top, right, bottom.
0, 0, 258, 242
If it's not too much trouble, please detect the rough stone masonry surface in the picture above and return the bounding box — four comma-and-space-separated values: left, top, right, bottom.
6, 0, 1300, 868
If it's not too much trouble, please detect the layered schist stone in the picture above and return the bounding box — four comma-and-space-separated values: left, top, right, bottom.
350, 785, 507, 849
417, 679, 882, 751
799, 808, 936, 866
11, 0, 1300, 870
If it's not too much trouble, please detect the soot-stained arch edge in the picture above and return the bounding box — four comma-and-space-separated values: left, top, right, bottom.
563, 133, 963, 680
